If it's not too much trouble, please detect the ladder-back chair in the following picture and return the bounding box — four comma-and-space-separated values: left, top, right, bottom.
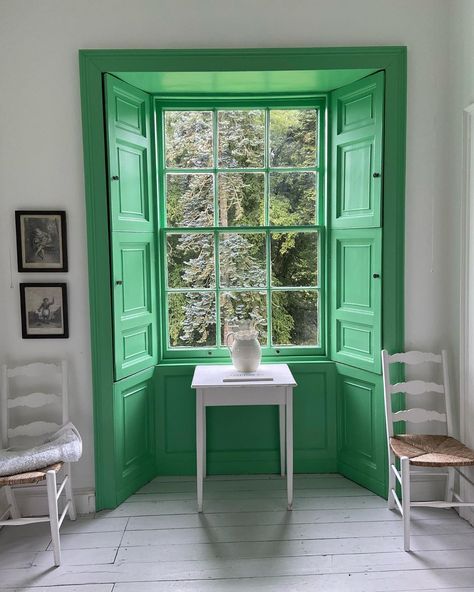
0, 361, 77, 566
381, 349, 474, 551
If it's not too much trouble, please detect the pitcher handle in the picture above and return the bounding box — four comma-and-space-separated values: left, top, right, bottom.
226, 332, 235, 356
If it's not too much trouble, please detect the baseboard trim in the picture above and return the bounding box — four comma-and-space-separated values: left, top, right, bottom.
410, 471, 446, 501
3, 485, 96, 516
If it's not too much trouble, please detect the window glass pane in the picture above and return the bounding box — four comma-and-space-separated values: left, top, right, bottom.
270, 109, 317, 167
271, 291, 318, 346
219, 233, 266, 288
165, 111, 213, 168
167, 233, 215, 288
220, 291, 267, 346
269, 171, 317, 226
271, 232, 318, 287
218, 173, 264, 226
166, 174, 214, 227
168, 292, 216, 347
218, 110, 265, 168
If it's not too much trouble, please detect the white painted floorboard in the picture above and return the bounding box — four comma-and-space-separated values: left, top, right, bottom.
0, 474, 473, 591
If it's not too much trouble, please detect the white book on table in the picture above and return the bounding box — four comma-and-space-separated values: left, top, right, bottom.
222, 372, 274, 383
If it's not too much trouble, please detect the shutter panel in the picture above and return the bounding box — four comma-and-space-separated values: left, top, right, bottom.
336, 364, 386, 497
331, 227, 382, 373
105, 75, 158, 380
113, 367, 156, 504
331, 71, 384, 229
330, 72, 384, 374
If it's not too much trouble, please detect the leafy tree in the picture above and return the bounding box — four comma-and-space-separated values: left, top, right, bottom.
165, 108, 319, 348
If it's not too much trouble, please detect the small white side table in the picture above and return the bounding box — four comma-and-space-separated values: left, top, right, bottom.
191, 364, 297, 512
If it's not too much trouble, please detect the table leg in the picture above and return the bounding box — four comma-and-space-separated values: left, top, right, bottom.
203, 405, 207, 478
196, 390, 204, 512
279, 404, 286, 476
286, 388, 293, 510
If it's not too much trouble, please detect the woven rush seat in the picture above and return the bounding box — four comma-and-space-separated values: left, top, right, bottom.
0, 463, 63, 487
390, 435, 474, 467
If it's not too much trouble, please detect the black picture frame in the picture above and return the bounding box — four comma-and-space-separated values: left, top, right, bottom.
15, 210, 68, 272
19, 283, 69, 339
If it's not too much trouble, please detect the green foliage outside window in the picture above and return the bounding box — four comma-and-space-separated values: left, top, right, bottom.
160, 103, 322, 353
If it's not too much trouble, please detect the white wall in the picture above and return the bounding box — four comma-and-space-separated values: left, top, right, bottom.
449, 0, 474, 524
0, 0, 465, 502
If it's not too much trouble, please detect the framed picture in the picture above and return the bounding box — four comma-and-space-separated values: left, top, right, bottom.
15, 211, 68, 272
19, 283, 69, 339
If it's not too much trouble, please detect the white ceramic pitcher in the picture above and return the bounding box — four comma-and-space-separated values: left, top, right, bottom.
226, 323, 261, 372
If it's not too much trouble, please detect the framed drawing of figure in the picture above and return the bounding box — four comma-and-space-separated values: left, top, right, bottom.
19, 283, 69, 338
15, 211, 68, 272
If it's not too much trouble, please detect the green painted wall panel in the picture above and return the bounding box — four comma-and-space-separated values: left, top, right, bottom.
155, 362, 337, 475
162, 372, 196, 454
207, 406, 280, 452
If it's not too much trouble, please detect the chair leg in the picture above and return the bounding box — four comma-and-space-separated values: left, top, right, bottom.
46, 470, 61, 567
445, 467, 455, 503
401, 456, 411, 552
64, 463, 77, 521
4, 486, 21, 519
387, 451, 396, 510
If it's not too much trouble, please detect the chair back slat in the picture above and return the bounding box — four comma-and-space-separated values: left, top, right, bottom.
390, 380, 444, 395
388, 351, 442, 365
8, 421, 61, 439
393, 409, 447, 424
6, 362, 61, 378
8, 393, 61, 409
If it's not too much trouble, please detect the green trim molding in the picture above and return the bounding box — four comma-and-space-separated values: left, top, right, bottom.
154, 96, 326, 360
79, 47, 406, 510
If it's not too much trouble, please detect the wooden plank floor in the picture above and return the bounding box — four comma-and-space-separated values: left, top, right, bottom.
1, 474, 474, 591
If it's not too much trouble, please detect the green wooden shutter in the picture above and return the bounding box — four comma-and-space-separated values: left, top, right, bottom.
330, 72, 387, 496
331, 71, 383, 229
330, 71, 384, 374
105, 75, 158, 380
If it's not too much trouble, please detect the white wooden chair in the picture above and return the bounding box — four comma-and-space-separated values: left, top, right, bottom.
0, 361, 76, 566
382, 349, 474, 551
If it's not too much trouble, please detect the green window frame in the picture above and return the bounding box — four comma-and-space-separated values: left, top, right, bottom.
155, 96, 327, 360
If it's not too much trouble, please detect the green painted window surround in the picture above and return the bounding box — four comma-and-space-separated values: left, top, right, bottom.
79, 47, 406, 510
155, 96, 327, 360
